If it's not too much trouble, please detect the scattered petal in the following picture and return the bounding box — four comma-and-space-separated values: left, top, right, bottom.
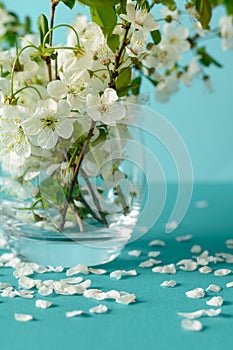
14, 313, 33, 322
139, 259, 162, 268
206, 284, 221, 293
177, 310, 203, 319
35, 299, 53, 309
116, 293, 136, 304
66, 310, 84, 318
110, 269, 137, 280
160, 280, 177, 288
66, 264, 89, 276
176, 234, 192, 242
226, 239, 233, 245
206, 296, 224, 307
199, 266, 212, 274
38, 286, 53, 296
181, 319, 203, 332
128, 250, 142, 257
60, 277, 83, 284
191, 245, 202, 254
185, 288, 205, 299
84, 289, 102, 299
195, 201, 208, 208
148, 251, 161, 258
89, 304, 108, 314
89, 268, 107, 275
177, 259, 197, 271
203, 308, 221, 317
214, 269, 231, 277
166, 221, 178, 231
18, 276, 38, 289
226, 281, 233, 288
152, 264, 176, 274
48, 265, 64, 273
148, 240, 165, 247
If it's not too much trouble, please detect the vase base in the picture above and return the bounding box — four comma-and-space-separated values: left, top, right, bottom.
4, 230, 129, 267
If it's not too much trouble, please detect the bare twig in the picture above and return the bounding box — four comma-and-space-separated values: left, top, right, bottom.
46, 0, 58, 81
80, 168, 108, 227
71, 203, 84, 232
116, 184, 129, 215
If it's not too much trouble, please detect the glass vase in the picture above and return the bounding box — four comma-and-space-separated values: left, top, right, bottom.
0, 121, 146, 267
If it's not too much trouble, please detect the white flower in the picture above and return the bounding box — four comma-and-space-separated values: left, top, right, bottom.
57, 47, 94, 75
11, 52, 39, 82
180, 56, 201, 85
144, 44, 178, 70
0, 7, 15, 37
0, 105, 31, 157
161, 7, 179, 21
126, 30, 148, 58
162, 23, 190, 53
24, 99, 74, 149
86, 88, 126, 125
194, 21, 209, 37
219, 16, 233, 50
47, 70, 90, 109
120, 4, 160, 32
155, 75, 179, 103
0, 78, 10, 103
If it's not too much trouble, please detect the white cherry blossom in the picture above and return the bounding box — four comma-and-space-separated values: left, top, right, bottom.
219, 15, 233, 50
120, 4, 160, 32
86, 88, 126, 125
24, 99, 74, 149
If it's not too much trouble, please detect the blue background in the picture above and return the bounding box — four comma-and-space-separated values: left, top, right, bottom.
1, 2, 233, 350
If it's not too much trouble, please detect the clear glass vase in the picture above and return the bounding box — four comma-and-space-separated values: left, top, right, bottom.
0, 121, 146, 267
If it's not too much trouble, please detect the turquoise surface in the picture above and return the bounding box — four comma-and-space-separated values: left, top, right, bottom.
1, 183, 233, 350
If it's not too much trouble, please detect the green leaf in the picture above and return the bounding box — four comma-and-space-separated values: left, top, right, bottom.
107, 34, 120, 52
151, 30, 161, 45
90, 6, 117, 34
116, 0, 127, 14
61, 0, 76, 9
37, 14, 49, 46
197, 47, 223, 67
196, 0, 212, 29
224, 0, 233, 14
137, 0, 150, 9
115, 67, 132, 91
78, 0, 120, 7
161, 0, 177, 11
117, 86, 131, 97
131, 77, 142, 96
24, 16, 31, 34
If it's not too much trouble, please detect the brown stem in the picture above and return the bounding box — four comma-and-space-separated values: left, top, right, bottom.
55, 52, 59, 80
116, 184, 129, 215
71, 203, 85, 232
80, 168, 108, 227
46, 0, 58, 82
115, 25, 130, 69
46, 57, 52, 82
59, 120, 96, 231
50, 1, 58, 46
77, 184, 105, 224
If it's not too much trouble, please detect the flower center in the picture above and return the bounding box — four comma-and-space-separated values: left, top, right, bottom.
40, 117, 58, 131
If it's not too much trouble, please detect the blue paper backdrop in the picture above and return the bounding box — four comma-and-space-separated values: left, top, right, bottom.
3, 0, 233, 183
